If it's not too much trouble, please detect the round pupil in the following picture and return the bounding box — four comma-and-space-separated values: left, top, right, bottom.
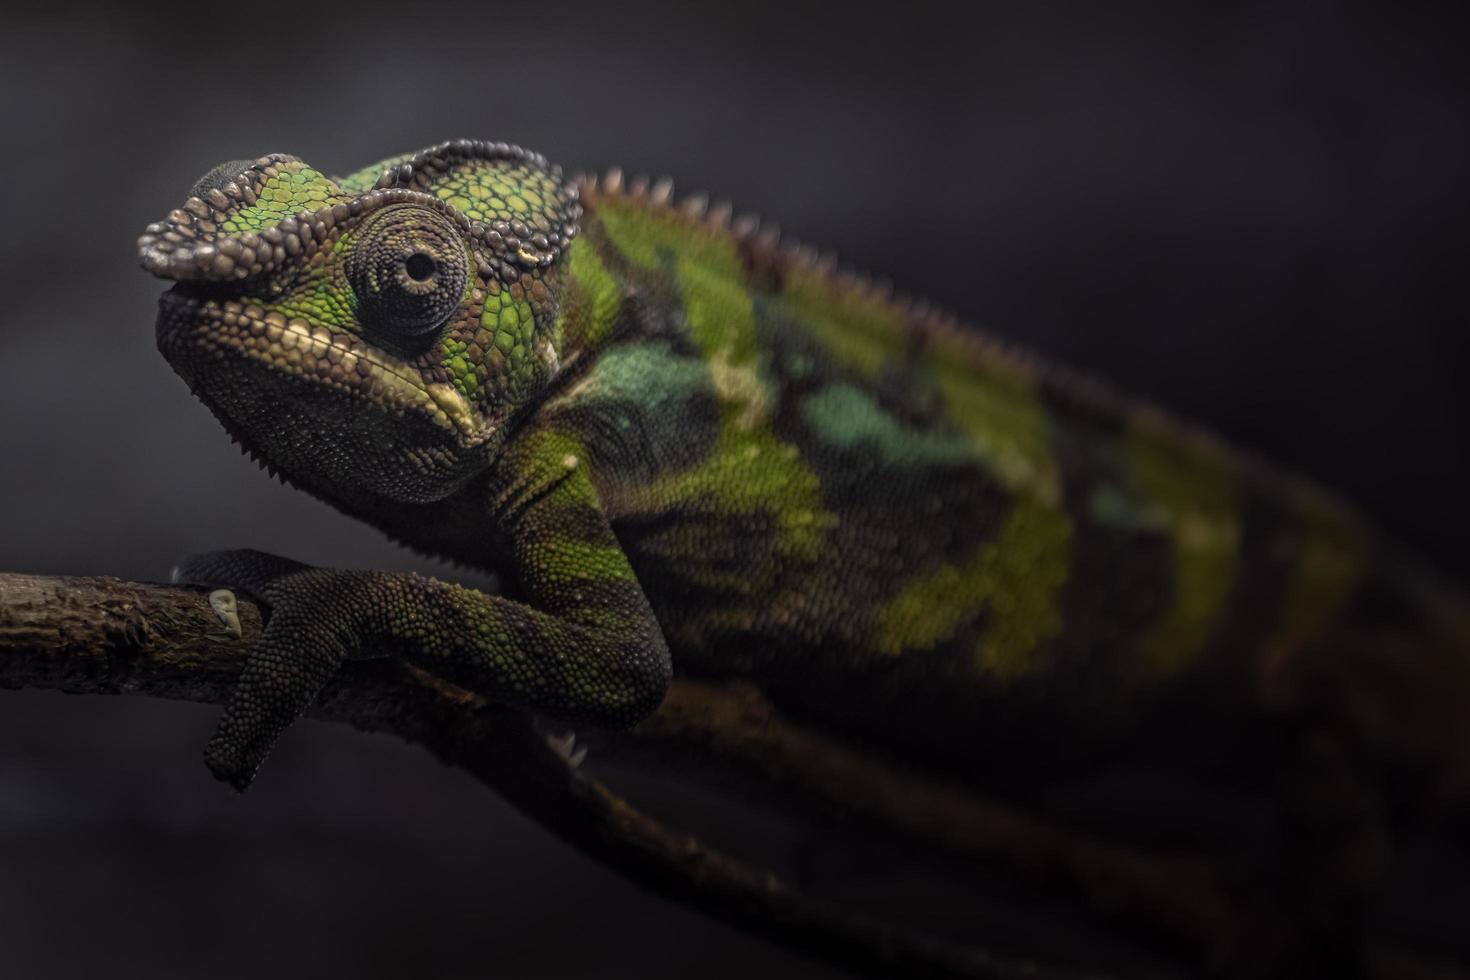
404, 252, 437, 282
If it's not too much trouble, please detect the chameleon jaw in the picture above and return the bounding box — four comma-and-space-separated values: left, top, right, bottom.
156, 288, 484, 444
155, 288, 499, 503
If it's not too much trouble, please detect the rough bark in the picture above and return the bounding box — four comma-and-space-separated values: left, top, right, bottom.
0, 572, 1092, 980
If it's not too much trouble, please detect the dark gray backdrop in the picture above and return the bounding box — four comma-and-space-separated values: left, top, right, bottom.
1, 2, 1466, 977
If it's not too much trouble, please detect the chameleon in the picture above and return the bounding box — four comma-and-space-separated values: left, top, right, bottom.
138, 139, 1469, 972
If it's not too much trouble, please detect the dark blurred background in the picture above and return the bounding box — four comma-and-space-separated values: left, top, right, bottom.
1, 1, 1466, 977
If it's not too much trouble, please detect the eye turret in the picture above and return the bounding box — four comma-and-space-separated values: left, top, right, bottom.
347, 204, 468, 351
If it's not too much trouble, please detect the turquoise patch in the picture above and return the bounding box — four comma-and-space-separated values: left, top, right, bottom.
802, 384, 974, 467
581, 342, 710, 411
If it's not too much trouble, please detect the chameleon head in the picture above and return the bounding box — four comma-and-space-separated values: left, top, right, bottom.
140, 142, 579, 504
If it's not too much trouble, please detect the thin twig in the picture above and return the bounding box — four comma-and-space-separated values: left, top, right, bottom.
0, 572, 1106, 980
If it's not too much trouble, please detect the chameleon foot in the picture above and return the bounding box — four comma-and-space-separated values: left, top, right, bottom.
174, 549, 376, 791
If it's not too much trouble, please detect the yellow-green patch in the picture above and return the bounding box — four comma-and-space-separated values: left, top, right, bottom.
478, 288, 541, 395
1122, 425, 1241, 676
931, 357, 1062, 505
679, 253, 760, 365
1271, 486, 1367, 655
597, 199, 762, 364
223, 164, 346, 235
598, 200, 775, 435
778, 264, 910, 379
539, 537, 639, 585
503, 427, 599, 511
625, 425, 835, 594
428, 161, 564, 232
875, 498, 1071, 679
268, 273, 357, 330
560, 236, 623, 349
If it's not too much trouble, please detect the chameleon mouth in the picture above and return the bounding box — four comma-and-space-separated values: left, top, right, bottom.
155, 288, 483, 444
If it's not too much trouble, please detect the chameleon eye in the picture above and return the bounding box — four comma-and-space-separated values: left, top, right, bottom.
347, 204, 468, 351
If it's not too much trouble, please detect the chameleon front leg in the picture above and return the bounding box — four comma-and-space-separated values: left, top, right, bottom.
177, 447, 671, 790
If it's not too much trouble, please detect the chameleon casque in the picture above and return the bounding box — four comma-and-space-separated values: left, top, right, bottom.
137, 140, 1469, 973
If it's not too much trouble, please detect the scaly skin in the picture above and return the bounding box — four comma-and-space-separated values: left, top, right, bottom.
141, 142, 1470, 963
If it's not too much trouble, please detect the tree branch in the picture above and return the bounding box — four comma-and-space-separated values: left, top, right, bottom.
2, 573, 1460, 980
0, 572, 1102, 980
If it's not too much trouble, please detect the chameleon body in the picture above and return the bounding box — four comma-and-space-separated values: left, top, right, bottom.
140, 141, 1469, 958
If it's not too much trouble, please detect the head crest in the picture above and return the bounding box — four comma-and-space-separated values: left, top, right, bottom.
139, 140, 582, 285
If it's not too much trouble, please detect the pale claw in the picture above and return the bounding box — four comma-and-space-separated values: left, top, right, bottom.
209, 589, 242, 637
